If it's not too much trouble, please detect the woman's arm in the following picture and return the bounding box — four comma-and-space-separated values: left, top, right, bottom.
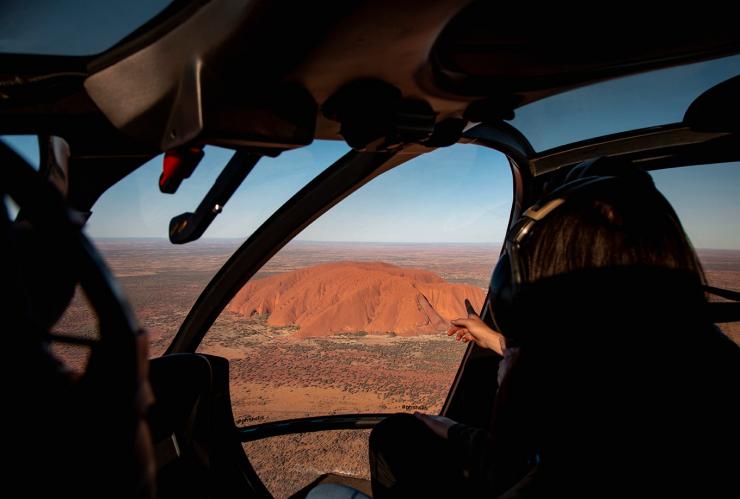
447, 313, 507, 355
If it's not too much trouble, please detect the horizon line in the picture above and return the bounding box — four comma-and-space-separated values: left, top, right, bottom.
91, 237, 505, 244
88, 237, 740, 251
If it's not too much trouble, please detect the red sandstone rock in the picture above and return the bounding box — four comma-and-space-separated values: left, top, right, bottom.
228, 261, 486, 337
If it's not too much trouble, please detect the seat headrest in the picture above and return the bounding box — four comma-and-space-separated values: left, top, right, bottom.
504, 266, 709, 346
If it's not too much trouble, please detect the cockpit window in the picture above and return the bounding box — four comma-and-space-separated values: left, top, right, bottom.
2, 138, 349, 358
0, 0, 173, 56
1, 135, 39, 165
2, 135, 39, 218
511, 54, 740, 152
650, 161, 740, 344
199, 144, 513, 496
651, 163, 740, 250
88, 141, 348, 356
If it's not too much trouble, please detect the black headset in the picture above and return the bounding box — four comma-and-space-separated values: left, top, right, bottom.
487, 157, 663, 338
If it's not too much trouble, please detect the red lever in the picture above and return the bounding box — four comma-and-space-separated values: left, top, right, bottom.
159, 146, 204, 194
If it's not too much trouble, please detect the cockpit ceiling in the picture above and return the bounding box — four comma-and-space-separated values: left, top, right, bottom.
432, 5, 740, 103
2, 0, 739, 150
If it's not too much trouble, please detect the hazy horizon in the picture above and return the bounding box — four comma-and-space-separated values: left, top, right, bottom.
92, 237, 503, 244
89, 237, 740, 252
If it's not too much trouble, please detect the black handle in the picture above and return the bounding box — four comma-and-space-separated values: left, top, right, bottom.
169, 150, 261, 244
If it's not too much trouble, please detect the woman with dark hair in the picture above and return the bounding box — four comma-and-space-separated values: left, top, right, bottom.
368, 161, 739, 498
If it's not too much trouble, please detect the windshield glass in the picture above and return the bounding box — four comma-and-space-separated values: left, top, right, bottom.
0, 0, 173, 56
90, 141, 348, 356
198, 144, 513, 496
650, 161, 740, 345
2, 135, 349, 359
511, 54, 740, 152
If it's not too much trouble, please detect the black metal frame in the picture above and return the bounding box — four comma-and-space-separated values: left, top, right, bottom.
440, 125, 533, 421
169, 150, 263, 244
162, 116, 740, 445
239, 414, 389, 442
530, 123, 733, 176
167, 121, 535, 442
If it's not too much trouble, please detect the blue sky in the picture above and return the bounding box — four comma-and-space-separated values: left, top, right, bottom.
512, 54, 740, 151
1, 0, 171, 56
5, 134, 738, 249
2, 137, 514, 244
2, 55, 739, 248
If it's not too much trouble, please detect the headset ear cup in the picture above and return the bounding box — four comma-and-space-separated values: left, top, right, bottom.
490, 252, 514, 336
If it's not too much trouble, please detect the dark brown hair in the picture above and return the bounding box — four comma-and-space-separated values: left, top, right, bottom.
521, 180, 706, 284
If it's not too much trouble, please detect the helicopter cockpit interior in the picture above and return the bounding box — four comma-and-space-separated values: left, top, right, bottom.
2, 1, 739, 497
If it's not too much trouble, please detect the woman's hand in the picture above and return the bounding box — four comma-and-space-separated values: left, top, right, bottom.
413, 412, 457, 439
447, 312, 506, 355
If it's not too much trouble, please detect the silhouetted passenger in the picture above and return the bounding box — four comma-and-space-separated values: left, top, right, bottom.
3, 171, 155, 499
370, 160, 740, 498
